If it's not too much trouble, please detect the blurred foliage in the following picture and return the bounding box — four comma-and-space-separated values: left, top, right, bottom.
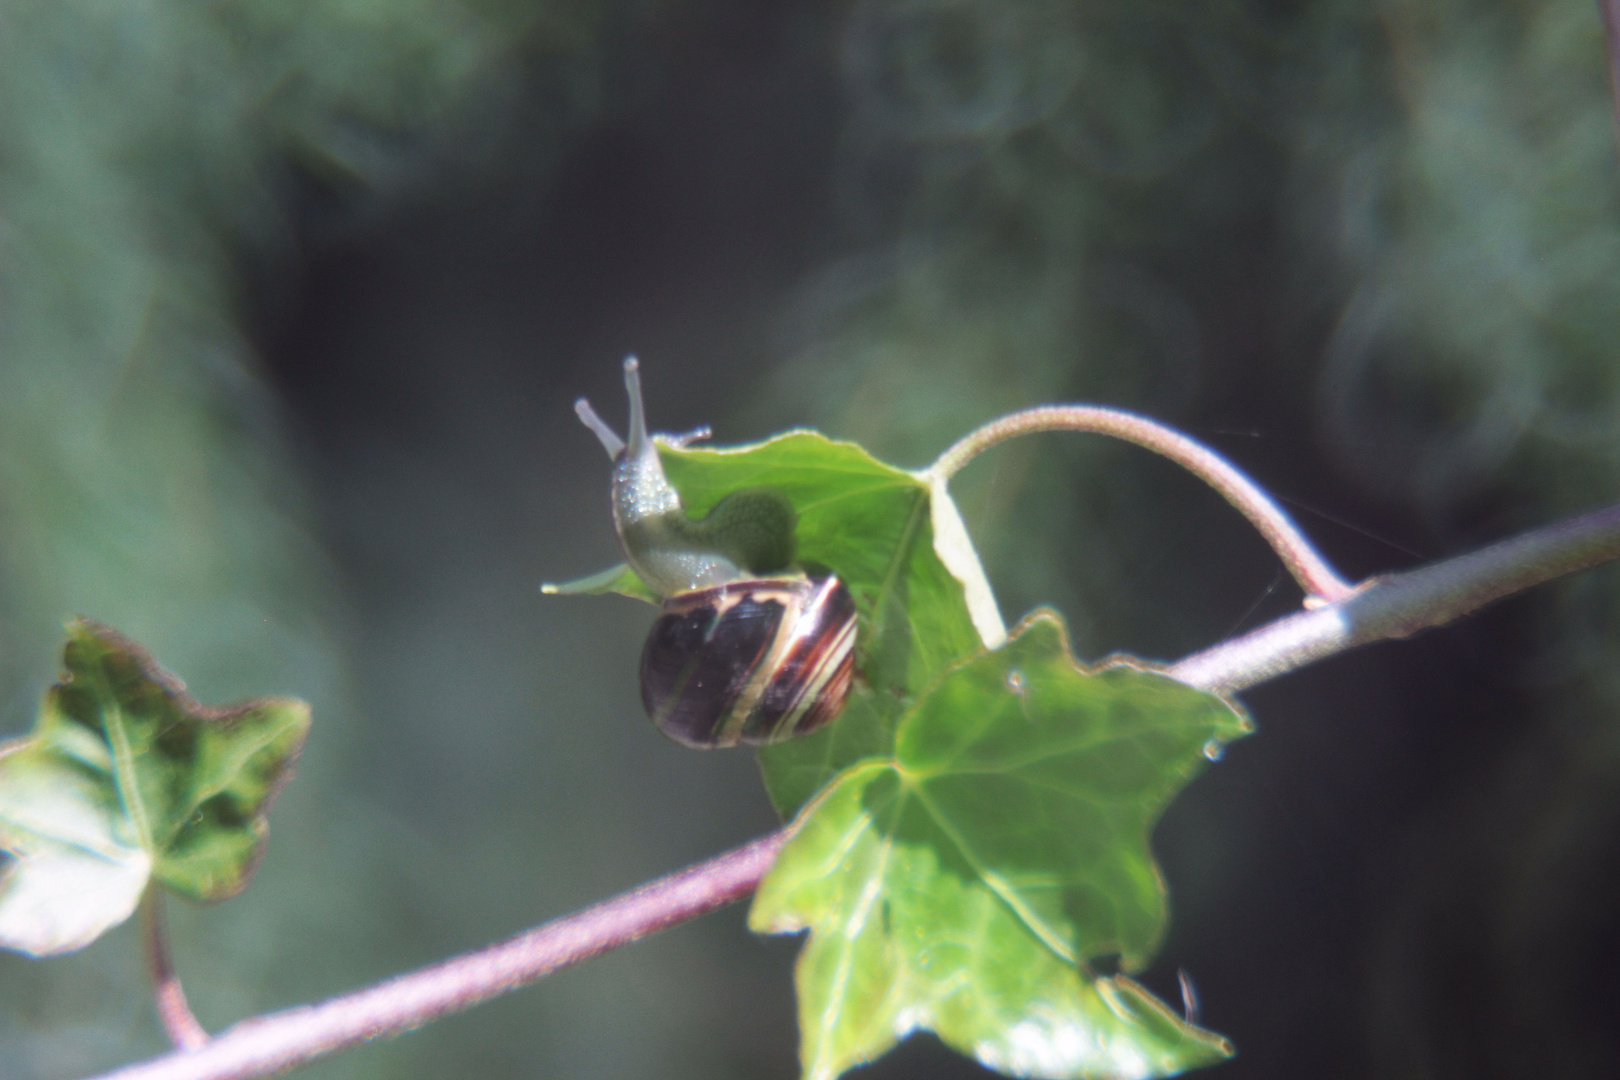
0, 0, 608, 1074
3, 0, 1620, 1078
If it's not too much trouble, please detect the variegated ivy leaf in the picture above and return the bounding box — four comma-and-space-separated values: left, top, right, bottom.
0, 620, 310, 957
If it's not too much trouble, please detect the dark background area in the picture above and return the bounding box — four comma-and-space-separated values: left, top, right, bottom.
3, 0, 1619, 1078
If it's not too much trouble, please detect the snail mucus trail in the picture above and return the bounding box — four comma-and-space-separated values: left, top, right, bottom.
574, 358, 857, 749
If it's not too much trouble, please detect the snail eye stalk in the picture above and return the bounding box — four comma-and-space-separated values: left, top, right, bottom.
574, 358, 859, 748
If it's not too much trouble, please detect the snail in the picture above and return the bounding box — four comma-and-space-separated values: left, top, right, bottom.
574, 357, 857, 749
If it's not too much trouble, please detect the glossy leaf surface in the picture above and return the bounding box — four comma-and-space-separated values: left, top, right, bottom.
0, 620, 310, 956
751, 613, 1250, 1079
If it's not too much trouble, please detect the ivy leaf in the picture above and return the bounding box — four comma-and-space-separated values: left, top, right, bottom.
750, 612, 1251, 1080
0, 620, 310, 957
550, 431, 986, 814
663, 432, 982, 698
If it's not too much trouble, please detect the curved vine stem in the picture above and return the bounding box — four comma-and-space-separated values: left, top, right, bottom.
85, 501, 1620, 1080
929, 405, 1357, 603
141, 890, 209, 1051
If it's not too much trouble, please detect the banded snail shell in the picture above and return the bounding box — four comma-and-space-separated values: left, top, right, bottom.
640, 573, 857, 748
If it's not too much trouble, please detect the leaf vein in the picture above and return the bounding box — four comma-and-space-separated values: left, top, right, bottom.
907, 779, 1075, 965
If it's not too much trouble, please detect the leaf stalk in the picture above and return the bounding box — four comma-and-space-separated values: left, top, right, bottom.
141, 891, 208, 1051
929, 405, 1357, 603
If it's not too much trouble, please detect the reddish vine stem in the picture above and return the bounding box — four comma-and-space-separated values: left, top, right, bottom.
98, 831, 788, 1080
84, 500, 1620, 1080
1170, 500, 1620, 693
141, 891, 209, 1052
930, 405, 1357, 603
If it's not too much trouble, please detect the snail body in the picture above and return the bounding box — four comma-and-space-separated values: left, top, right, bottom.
575, 358, 857, 748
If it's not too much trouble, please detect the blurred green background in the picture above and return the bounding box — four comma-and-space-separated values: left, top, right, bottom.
2, 1, 1619, 1078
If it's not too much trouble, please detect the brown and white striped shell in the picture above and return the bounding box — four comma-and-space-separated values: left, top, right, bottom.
640, 574, 856, 748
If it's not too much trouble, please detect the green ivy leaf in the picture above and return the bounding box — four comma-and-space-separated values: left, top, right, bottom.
663, 433, 982, 696
750, 611, 1251, 1080
0, 620, 310, 957
550, 431, 986, 814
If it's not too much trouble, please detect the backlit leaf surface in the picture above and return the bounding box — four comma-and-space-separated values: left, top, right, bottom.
0, 620, 310, 956
751, 612, 1250, 1080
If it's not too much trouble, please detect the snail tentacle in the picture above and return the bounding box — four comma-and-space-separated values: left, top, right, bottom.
574, 398, 625, 459
571, 358, 858, 748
